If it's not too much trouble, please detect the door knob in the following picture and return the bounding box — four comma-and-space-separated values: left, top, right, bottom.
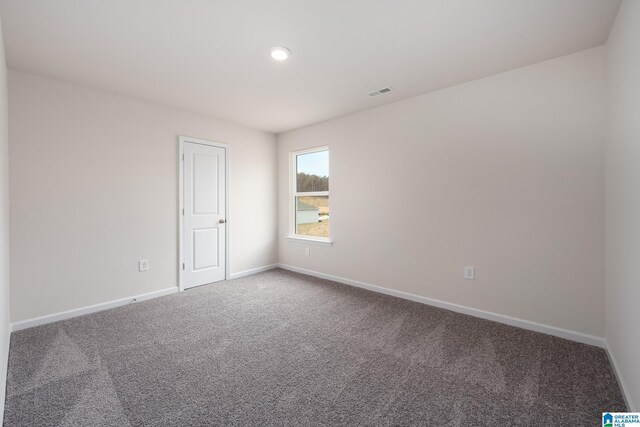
219, 219, 226, 224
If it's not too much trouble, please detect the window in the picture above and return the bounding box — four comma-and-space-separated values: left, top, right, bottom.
291, 147, 330, 242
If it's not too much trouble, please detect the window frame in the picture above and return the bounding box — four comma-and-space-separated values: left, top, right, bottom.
288, 146, 332, 245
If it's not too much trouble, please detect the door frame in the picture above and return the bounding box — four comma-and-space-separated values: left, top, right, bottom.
178, 135, 230, 292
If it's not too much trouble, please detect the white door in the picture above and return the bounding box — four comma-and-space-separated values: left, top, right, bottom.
182, 141, 226, 289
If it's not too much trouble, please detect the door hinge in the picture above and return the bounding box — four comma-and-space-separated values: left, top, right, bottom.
182, 153, 185, 161
182, 208, 185, 215
182, 263, 185, 270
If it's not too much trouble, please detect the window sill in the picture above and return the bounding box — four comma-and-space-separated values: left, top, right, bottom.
285, 236, 333, 246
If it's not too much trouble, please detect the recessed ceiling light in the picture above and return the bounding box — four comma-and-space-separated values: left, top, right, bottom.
270, 46, 291, 61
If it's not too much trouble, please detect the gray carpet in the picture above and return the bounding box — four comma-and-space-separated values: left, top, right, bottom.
3, 269, 626, 426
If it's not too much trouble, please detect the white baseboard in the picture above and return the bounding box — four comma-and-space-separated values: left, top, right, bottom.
9, 264, 608, 348
229, 264, 278, 280
9, 264, 280, 332
604, 341, 636, 411
277, 264, 606, 348
5, 263, 629, 409
10, 287, 179, 332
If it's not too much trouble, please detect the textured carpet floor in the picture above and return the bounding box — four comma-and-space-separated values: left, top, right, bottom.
3, 269, 626, 426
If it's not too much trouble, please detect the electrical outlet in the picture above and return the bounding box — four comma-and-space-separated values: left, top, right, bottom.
304, 248, 310, 256
139, 259, 149, 272
464, 266, 475, 280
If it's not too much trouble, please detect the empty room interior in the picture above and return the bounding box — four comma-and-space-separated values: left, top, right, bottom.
0, 0, 638, 425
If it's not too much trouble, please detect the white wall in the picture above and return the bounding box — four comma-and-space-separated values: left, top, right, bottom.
605, 0, 640, 411
8, 70, 277, 322
0, 16, 10, 426
278, 47, 606, 338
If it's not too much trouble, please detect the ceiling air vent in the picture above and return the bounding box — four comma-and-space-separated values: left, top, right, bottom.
368, 87, 394, 97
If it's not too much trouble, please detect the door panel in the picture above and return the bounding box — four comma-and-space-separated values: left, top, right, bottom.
183, 141, 226, 289
193, 153, 219, 214
193, 228, 219, 270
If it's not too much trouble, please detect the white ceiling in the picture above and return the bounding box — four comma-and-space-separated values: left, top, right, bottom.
0, 0, 621, 133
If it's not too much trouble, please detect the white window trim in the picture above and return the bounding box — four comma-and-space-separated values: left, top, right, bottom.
289, 146, 332, 245
285, 236, 333, 246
